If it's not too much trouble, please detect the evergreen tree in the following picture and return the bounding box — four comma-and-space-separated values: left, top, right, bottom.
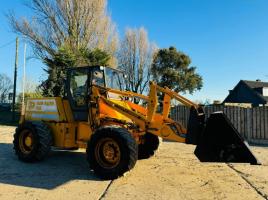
39, 47, 110, 97
152, 47, 203, 94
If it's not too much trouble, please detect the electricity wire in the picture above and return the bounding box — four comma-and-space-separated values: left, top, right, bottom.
0, 39, 16, 49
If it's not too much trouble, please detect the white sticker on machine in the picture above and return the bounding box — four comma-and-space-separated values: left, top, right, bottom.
27, 99, 57, 112
26, 99, 59, 120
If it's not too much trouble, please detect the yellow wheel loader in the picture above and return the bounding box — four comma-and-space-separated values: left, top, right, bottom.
14, 66, 259, 179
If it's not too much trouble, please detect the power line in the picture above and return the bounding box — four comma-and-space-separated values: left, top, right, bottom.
0, 39, 16, 49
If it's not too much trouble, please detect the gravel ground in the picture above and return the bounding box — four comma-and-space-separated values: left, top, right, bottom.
1, 125, 268, 200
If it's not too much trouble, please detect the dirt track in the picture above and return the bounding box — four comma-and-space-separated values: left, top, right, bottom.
1, 125, 268, 200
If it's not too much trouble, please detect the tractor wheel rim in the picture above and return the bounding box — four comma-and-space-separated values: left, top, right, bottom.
25, 136, 33, 147
19, 129, 34, 154
95, 138, 121, 169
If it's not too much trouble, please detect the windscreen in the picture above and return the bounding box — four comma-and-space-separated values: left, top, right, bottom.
92, 69, 105, 87
104, 67, 125, 91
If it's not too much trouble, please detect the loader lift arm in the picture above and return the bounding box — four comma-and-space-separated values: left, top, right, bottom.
90, 81, 260, 165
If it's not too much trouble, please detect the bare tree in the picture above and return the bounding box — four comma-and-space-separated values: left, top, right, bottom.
0, 74, 13, 103
21, 77, 39, 93
18, 78, 42, 105
8, 0, 118, 66
118, 27, 156, 94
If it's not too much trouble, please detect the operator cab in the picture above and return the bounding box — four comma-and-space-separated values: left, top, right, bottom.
66, 66, 125, 121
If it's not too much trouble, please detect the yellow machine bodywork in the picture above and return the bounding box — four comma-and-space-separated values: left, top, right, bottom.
22, 97, 90, 149
21, 82, 192, 150
16, 66, 259, 180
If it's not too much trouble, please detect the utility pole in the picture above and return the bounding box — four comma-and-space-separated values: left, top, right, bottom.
12, 37, 19, 121
22, 43, 27, 109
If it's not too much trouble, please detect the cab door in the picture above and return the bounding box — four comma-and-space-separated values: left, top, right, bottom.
67, 68, 89, 121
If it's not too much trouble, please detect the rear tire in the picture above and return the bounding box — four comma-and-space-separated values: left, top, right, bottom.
138, 133, 159, 159
13, 121, 52, 162
87, 126, 138, 180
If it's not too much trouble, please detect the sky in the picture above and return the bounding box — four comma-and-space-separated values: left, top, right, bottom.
0, 0, 268, 102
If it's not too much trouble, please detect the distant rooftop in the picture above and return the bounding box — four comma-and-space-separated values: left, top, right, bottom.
242, 80, 268, 89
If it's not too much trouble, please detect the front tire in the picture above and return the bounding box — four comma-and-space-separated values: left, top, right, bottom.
13, 121, 52, 162
138, 133, 159, 159
87, 126, 138, 180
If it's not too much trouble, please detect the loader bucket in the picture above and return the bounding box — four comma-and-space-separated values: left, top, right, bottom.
186, 106, 205, 145
194, 112, 260, 165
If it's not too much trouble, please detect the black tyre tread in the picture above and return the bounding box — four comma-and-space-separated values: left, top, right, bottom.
32, 121, 52, 160
87, 126, 138, 180
138, 133, 159, 159
13, 121, 52, 162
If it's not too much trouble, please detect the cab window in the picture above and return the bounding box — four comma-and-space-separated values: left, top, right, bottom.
70, 69, 88, 107
92, 69, 105, 87
104, 68, 124, 90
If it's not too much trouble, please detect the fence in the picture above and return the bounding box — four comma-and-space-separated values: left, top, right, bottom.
170, 105, 268, 146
